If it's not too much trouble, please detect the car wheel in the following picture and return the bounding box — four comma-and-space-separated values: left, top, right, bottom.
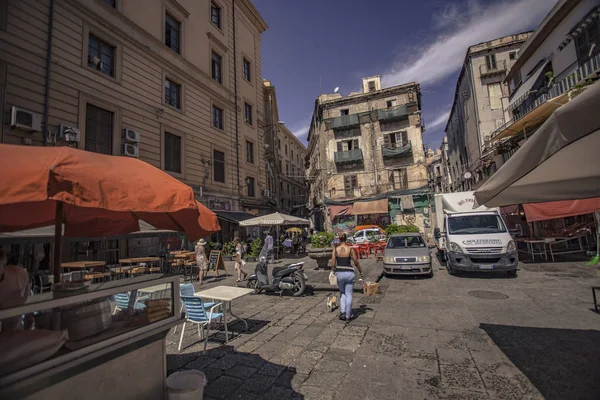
447, 266, 456, 275
427, 268, 434, 278
506, 269, 517, 277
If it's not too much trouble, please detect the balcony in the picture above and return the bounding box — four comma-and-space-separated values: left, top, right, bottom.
377, 104, 411, 122
381, 141, 412, 158
479, 59, 507, 77
334, 148, 363, 164
326, 114, 359, 130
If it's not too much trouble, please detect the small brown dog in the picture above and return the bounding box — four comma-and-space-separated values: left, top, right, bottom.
326, 294, 337, 312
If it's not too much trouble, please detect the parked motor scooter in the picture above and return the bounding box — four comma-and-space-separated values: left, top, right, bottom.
246, 242, 308, 296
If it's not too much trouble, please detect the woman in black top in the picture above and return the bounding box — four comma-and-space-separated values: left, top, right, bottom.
331, 233, 364, 321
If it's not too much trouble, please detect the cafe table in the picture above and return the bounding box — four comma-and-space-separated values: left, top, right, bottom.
61, 261, 106, 269
194, 286, 254, 343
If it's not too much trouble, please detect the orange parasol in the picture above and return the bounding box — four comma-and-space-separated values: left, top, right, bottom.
0, 144, 220, 282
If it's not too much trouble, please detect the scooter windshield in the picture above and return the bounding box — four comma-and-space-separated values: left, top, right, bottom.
258, 239, 269, 262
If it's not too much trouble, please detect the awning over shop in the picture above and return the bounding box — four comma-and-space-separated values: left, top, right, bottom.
215, 211, 256, 224
351, 199, 389, 215
508, 58, 551, 110
328, 204, 353, 219
523, 197, 600, 222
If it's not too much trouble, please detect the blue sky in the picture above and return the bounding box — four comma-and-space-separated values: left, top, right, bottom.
252, 0, 555, 149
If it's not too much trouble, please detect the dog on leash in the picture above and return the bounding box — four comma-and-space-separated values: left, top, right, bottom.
326, 294, 337, 312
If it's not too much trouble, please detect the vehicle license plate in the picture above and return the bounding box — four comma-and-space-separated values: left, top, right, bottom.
400, 266, 413, 270
479, 265, 494, 270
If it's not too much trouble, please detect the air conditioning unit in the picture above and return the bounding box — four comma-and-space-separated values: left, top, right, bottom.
262, 190, 270, 198
57, 124, 81, 143
10, 106, 42, 132
122, 128, 140, 143
121, 143, 139, 158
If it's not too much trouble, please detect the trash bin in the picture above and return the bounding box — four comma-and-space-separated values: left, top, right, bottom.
167, 370, 207, 400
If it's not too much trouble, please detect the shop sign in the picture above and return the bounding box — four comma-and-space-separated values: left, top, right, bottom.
209, 198, 231, 211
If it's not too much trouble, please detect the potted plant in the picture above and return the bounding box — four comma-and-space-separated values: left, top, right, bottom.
246, 238, 262, 262
221, 241, 236, 261
306, 232, 335, 270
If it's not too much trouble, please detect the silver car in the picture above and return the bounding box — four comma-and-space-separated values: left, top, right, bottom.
383, 233, 433, 277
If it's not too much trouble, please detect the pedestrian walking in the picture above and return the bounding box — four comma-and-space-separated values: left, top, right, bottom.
331, 233, 364, 322
234, 237, 247, 282
195, 239, 208, 285
265, 231, 274, 263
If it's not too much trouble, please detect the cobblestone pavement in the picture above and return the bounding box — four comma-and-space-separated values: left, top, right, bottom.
166, 254, 600, 399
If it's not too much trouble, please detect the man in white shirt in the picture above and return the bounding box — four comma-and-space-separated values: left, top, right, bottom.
265, 231, 274, 263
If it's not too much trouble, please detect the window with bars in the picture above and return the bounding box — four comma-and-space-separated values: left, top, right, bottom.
213, 150, 225, 183
164, 132, 181, 173
211, 51, 222, 83
165, 13, 181, 54
344, 175, 358, 197
246, 177, 255, 197
246, 141, 254, 163
389, 169, 408, 190
383, 131, 408, 148
165, 78, 181, 109
337, 139, 359, 152
211, 2, 221, 29
85, 104, 113, 155
243, 58, 251, 82
88, 34, 115, 77
575, 18, 599, 64
244, 102, 253, 125
212, 105, 223, 129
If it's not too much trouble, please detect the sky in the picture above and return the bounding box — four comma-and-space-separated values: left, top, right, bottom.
252, 0, 556, 149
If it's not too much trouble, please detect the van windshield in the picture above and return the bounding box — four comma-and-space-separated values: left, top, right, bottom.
448, 214, 507, 234
387, 236, 425, 248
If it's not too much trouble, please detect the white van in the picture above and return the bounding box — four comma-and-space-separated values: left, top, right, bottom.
353, 228, 386, 244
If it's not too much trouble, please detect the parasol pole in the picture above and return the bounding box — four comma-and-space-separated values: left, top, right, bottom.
53, 201, 63, 284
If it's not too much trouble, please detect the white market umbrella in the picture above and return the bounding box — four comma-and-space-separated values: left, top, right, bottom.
239, 212, 309, 227
473, 81, 600, 208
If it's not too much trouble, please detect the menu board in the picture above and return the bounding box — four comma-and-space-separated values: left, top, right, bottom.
208, 250, 227, 277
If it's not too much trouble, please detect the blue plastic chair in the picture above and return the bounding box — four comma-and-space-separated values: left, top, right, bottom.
173, 284, 216, 334
178, 296, 223, 352
113, 292, 148, 314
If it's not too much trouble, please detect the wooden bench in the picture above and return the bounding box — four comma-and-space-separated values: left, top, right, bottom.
593, 287, 600, 313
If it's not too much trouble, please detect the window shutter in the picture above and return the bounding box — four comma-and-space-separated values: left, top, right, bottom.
352, 139, 359, 149
401, 169, 408, 188
384, 134, 391, 147
389, 170, 395, 186
401, 131, 408, 146
337, 142, 343, 152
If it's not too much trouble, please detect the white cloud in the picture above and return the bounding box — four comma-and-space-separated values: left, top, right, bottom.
382, 0, 554, 87
427, 110, 451, 131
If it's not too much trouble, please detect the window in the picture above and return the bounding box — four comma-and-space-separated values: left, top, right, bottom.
0, 0, 6, 30
383, 131, 408, 148
244, 102, 253, 125
165, 78, 181, 109
485, 54, 497, 70
286, 162, 289, 175
213, 150, 225, 183
210, 2, 221, 29
340, 109, 349, 116
278, 159, 282, 172
344, 175, 358, 197
287, 184, 290, 194
164, 132, 181, 173
509, 51, 517, 60
488, 83, 502, 110
368, 81, 376, 92
291, 149, 294, 160
575, 19, 599, 64
246, 177, 255, 197
386, 99, 397, 109
104, 0, 116, 7
280, 181, 283, 193
464, 100, 470, 120
246, 141, 254, 163
212, 105, 223, 129
165, 13, 181, 54
211, 51, 222, 83
243, 58, 251, 82
88, 34, 115, 77
284, 144, 287, 155
336, 139, 359, 152
85, 104, 113, 155
389, 169, 408, 190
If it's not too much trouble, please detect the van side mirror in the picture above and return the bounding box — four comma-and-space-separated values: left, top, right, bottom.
434, 227, 441, 239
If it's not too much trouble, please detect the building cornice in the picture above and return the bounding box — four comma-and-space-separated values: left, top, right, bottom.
320, 82, 420, 109
238, 0, 268, 33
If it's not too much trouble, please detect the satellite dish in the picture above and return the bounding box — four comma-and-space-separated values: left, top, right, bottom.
334, 87, 339, 93
464, 172, 472, 179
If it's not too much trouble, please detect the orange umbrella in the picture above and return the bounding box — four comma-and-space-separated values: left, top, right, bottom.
0, 144, 220, 281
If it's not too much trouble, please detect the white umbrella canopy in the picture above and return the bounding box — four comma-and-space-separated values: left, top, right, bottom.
239, 212, 309, 227
474, 81, 600, 208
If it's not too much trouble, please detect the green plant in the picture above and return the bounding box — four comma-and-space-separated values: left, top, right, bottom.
209, 241, 220, 252
310, 232, 335, 248
385, 224, 419, 238
221, 241, 236, 257
367, 232, 380, 243
249, 238, 263, 258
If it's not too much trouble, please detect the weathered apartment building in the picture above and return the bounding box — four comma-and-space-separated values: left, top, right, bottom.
306, 76, 429, 233
444, 33, 531, 192
263, 80, 308, 216
0, 0, 268, 243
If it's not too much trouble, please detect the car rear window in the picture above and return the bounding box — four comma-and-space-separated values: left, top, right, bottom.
387, 236, 425, 248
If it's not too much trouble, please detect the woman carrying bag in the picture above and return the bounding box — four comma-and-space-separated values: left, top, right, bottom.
331, 233, 364, 321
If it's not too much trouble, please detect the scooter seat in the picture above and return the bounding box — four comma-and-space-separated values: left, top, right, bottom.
272, 266, 288, 275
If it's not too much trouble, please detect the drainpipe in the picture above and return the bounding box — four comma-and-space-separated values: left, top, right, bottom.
0, 63, 6, 143
232, 0, 241, 200
42, 0, 55, 146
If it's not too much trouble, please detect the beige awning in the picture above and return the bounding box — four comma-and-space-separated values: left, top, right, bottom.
491, 93, 569, 142
352, 199, 389, 215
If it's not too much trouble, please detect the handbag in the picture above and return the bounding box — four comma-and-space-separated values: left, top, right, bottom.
241, 259, 246, 267
329, 271, 337, 286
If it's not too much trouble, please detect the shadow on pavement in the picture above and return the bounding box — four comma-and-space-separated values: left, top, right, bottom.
448, 270, 518, 279
167, 345, 303, 399
481, 323, 600, 400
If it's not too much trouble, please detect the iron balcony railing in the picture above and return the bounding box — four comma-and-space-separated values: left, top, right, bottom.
377, 104, 411, 121
479, 59, 507, 77
334, 148, 363, 164
326, 114, 360, 130
381, 141, 412, 158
